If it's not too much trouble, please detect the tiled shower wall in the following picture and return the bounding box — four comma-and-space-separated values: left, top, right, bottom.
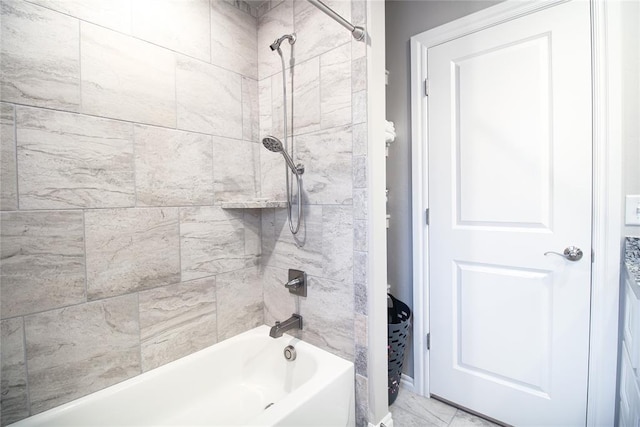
0, 1, 263, 424
255, 1, 370, 425
0, 0, 371, 426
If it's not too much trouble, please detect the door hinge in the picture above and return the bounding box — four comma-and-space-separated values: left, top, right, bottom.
424, 79, 430, 96
425, 208, 429, 225
427, 333, 431, 350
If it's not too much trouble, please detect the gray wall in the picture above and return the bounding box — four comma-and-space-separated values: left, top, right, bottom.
384, 0, 501, 378
385, 0, 640, 380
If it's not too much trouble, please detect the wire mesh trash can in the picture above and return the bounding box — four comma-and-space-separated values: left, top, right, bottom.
388, 293, 411, 405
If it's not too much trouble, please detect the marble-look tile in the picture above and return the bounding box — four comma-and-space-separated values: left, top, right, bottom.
295, 126, 352, 205
354, 219, 367, 252
253, 143, 264, 198
242, 77, 259, 142
260, 208, 276, 261
353, 155, 367, 189
25, 295, 140, 414
257, 1, 271, 17
352, 90, 367, 125
0, 211, 85, 319
391, 390, 458, 427
352, 55, 367, 93
225, 0, 259, 17
259, 77, 273, 139
1, 318, 29, 426
81, 22, 175, 127
354, 250, 368, 315
270, 69, 293, 138
134, 125, 213, 206
257, 0, 294, 80
1, 103, 17, 211
16, 107, 135, 209
217, 267, 263, 340
0, 1, 80, 111
352, 122, 368, 156
351, 0, 367, 63
291, 57, 320, 135
211, 0, 258, 79
132, 0, 210, 62
244, 210, 262, 257
85, 208, 180, 300
322, 206, 353, 282
300, 275, 354, 360
354, 312, 368, 347
259, 141, 287, 200
352, 35, 367, 61
180, 207, 247, 281
355, 344, 367, 377
354, 188, 368, 220
321, 43, 352, 129
449, 410, 501, 427
176, 56, 242, 138
352, 0, 366, 27
139, 277, 216, 371
212, 137, 259, 201
263, 266, 297, 326
293, 0, 351, 64
355, 374, 369, 427
267, 205, 324, 277
28, 0, 131, 33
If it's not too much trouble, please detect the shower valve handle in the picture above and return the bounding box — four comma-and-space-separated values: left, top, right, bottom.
285, 269, 307, 297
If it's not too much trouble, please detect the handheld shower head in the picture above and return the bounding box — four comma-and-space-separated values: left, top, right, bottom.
262, 135, 284, 152
262, 136, 301, 176
269, 33, 297, 51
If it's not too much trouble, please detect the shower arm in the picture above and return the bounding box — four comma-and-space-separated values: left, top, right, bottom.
306, 0, 366, 41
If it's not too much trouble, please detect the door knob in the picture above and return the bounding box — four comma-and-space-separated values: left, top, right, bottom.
544, 246, 583, 261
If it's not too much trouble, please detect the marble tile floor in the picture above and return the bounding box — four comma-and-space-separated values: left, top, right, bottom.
390, 389, 501, 427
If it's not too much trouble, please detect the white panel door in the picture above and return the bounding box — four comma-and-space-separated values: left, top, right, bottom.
428, 1, 592, 425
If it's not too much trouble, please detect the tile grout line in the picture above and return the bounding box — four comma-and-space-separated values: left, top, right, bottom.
135, 292, 143, 375
21, 315, 32, 417
132, 124, 138, 208
3, 101, 355, 147
81, 210, 89, 303
13, 104, 20, 211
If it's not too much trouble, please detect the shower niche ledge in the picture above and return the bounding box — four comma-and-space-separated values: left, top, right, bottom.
220, 200, 288, 209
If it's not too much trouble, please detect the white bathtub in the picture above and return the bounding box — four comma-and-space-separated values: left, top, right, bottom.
10, 326, 355, 426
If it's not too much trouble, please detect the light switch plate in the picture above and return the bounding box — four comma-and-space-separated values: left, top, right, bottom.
626, 195, 640, 225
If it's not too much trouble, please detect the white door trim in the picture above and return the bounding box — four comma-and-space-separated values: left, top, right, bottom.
409, 1, 622, 425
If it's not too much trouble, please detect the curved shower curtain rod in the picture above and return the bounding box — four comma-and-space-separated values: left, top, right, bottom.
306, 0, 366, 41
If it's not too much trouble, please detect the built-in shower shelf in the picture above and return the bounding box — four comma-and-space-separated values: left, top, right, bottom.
220, 200, 288, 209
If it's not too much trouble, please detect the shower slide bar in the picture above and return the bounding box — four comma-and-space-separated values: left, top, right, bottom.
306, 0, 366, 41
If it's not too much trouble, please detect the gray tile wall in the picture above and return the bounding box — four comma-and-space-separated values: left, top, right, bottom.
1, 0, 370, 426
0, 0, 262, 425
256, 1, 369, 426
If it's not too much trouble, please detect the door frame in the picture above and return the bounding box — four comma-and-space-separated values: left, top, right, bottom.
409, 1, 623, 425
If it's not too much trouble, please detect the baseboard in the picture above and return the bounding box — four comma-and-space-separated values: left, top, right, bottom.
366, 376, 413, 427
368, 412, 393, 427
400, 374, 415, 393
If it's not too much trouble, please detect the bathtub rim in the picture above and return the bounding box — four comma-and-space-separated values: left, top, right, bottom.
8, 325, 355, 427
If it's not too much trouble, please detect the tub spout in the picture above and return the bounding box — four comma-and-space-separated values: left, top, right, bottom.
269, 314, 303, 338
